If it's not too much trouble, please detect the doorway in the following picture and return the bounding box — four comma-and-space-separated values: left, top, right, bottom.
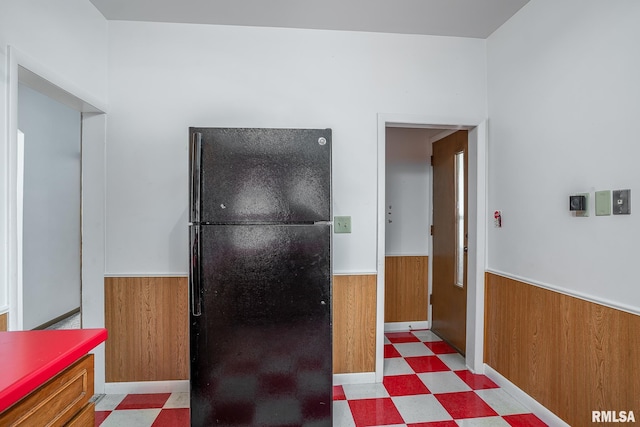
18, 82, 82, 330
383, 127, 442, 332
376, 114, 487, 381
6, 49, 107, 334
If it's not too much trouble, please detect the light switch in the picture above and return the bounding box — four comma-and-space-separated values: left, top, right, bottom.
613, 189, 631, 215
595, 190, 611, 216
334, 216, 352, 233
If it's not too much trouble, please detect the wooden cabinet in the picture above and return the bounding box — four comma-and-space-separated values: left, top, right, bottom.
0, 355, 94, 426
66, 402, 96, 427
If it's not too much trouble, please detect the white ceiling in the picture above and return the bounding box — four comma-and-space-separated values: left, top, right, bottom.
89, 0, 529, 39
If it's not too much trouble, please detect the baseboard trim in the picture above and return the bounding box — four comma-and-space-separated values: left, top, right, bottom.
384, 321, 430, 331
104, 380, 190, 395
333, 372, 376, 385
34, 307, 80, 330
483, 364, 570, 427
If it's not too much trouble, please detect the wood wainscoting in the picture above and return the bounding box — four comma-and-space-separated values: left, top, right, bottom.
384, 256, 428, 323
333, 274, 377, 374
0, 312, 7, 331
105, 274, 377, 381
105, 277, 189, 382
485, 272, 640, 426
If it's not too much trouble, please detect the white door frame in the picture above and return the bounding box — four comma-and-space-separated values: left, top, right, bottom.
5, 46, 108, 391
376, 113, 487, 382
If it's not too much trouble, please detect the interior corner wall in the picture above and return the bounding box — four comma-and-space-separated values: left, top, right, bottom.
486, 1, 640, 424
105, 21, 487, 275
486, 0, 640, 312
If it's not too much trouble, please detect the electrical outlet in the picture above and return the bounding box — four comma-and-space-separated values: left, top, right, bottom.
334, 216, 352, 233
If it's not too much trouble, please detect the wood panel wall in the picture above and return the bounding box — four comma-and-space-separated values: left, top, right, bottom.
0, 312, 7, 331
105, 274, 376, 381
385, 256, 428, 323
105, 277, 189, 382
333, 274, 377, 374
485, 272, 640, 426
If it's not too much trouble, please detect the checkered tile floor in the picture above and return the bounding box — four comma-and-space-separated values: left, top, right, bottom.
95, 330, 546, 426
95, 392, 189, 426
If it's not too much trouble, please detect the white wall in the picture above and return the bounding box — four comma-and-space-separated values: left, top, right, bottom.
0, 1, 108, 102
0, 0, 108, 389
106, 21, 487, 275
487, 0, 640, 312
385, 127, 431, 256
0, 48, 7, 313
18, 83, 81, 329
81, 112, 108, 392
0, 0, 108, 323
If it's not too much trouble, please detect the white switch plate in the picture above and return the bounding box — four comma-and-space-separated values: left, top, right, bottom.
334, 216, 351, 233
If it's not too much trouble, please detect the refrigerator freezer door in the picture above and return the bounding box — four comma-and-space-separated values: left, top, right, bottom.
190, 128, 331, 224
190, 224, 332, 426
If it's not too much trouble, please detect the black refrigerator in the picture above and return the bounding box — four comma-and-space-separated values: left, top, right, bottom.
188, 128, 332, 426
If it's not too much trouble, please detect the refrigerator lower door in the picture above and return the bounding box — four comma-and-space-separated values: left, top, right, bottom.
190, 224, 332, 426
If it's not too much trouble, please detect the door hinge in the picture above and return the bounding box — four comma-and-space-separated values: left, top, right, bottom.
430, 294, 433, 305
430, 155, 434, 166
430, 225, 434, 236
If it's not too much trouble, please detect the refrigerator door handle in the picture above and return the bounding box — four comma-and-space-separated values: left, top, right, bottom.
190, 132, 202, 224
190, 225, 202, 316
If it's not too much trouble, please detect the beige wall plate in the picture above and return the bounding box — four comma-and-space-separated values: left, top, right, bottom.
595, 190, 611, 216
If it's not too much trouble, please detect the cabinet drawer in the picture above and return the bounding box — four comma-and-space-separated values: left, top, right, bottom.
66, 402, 95, 427
0, 354, 94, 426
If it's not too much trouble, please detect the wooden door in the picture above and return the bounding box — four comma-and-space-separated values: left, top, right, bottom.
431, 130, 468, 354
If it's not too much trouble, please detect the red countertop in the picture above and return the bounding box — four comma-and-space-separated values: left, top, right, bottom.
0, 328, 107, 413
